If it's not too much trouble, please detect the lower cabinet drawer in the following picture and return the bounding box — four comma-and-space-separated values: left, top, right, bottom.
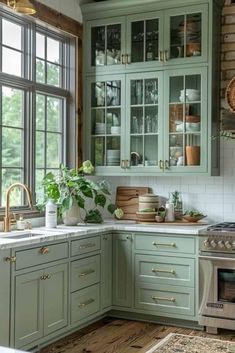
15, 242, 68, 270
135, 283, 195, 317
70, 255, 100, 292
135, 255, 195, 287
70, 284, 100, 324
71, 236, 100, 257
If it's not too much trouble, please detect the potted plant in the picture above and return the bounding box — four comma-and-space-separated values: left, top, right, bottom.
37, 160, 123, 225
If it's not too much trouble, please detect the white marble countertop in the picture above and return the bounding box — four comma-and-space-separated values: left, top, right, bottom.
0, 220, 209, 249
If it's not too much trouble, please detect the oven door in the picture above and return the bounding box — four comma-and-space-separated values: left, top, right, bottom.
199, 255, 235, 320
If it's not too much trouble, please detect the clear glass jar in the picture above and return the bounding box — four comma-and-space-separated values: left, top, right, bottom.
169, 191, 183, 220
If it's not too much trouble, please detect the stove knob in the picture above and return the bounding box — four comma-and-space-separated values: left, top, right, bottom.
225, 241, 232, 249
203, 239, 210, 247
218, 240, 225, 249
210, 240, 217, 248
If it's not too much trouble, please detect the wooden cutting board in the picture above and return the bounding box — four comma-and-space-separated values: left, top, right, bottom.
116, 186, 150, 220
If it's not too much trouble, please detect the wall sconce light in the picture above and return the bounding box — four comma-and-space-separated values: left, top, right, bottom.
7, 0, 36, 15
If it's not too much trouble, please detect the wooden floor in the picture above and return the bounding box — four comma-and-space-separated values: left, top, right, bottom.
40, 318, 235, 353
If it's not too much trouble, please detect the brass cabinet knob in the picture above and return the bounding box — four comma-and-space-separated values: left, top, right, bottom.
39, 247, 49, 255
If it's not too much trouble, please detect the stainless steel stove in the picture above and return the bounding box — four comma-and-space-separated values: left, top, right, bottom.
199, 222, 235, 334
199, 222, 235, 253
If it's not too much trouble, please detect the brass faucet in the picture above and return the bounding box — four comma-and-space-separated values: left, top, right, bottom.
3, 183, 33, 232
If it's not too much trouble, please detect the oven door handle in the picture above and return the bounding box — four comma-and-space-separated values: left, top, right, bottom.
199, 255, 235, 261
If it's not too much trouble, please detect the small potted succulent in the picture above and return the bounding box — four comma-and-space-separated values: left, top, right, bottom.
37, 160, 123, 225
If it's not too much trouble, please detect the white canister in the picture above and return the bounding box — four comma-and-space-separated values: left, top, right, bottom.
165, 202, 175, 222
45, 199, 57, 228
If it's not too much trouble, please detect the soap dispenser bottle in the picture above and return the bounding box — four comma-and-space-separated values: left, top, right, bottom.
45, 199, 57, 228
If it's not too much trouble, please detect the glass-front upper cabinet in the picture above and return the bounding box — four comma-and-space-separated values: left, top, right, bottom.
125, 72, 163, 172
86, 17, 126, 73
126, 12, 163, 68
164, 5, 208, 64
86, 75, 125, 173
165, 67, 207, 173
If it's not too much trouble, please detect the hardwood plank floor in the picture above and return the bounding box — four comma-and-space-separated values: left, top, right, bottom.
40, 318, 235, 353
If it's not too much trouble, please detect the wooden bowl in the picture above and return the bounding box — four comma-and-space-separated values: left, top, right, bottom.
182, 214, 206, 223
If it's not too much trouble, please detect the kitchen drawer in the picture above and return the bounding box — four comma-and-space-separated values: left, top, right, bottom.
71, 236, 100, 257
135, 283, 195, 317
135, 234, 195, 255
70, 284, 100, 324
70, 255, 100, 292
15, 242, 69, 270
135, 254, 195, 287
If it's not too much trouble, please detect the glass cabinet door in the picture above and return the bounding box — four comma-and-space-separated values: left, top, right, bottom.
126, 12, 163, 66
126, 72, 163, 172
166, 68, 207, 172
86, 17, 125, 72
88, 75, 125, 171
164, 5, 207, 64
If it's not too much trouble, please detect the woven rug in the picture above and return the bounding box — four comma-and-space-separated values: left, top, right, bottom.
146, 333, 235, 353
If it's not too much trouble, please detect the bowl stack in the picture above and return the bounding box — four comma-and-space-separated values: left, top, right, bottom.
107, 149, 120, 166
138, 193, 159, 211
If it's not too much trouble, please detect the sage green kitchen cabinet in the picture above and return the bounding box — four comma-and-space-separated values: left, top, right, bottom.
101, 233, 112, 310
84, 3, 208, 73
82, 0, 221, 176
0, 250, 11, 347
14, 263, 68, 348
112, 233, 132, 308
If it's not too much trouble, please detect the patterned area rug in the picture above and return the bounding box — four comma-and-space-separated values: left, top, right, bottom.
146, 333, 235, 353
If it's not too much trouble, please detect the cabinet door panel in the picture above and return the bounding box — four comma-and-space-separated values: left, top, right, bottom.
86, 17, 126, 73
113, 233, 132, 307
15, 270, 43, 348
43, 263, 68, 336
71, 255, 100, 292
126, 11, 164, 69
85, 74, 126, 174
0, 250, 10, 347
164, 4, 208, 65
125, 72, 164, 172
164, 67, 207, 173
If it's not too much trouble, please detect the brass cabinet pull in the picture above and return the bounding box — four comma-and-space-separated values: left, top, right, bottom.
152, 241, 176, 247
121, 160, 126, 169
159, 160, 164, 170
121, 54, 126, 64
164, 50, 169, 61
152, 268, 176, 275
78, 298, 95, 308
103, 235, 108, 240
125, 160, 130, 168
164, 160, 170, 170
152, 296, 176, 302
45, 274, 51, 279
159, 50, 164, 62
79, 269, 95, 277
79, 243, 95, 250
4, 256, 16, 263
126, 54, 131, 64
39, 247, 49, 255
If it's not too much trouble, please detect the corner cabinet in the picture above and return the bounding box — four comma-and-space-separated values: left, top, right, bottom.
82, 0, 222, 176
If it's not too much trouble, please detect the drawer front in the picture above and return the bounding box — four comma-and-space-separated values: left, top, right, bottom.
135, 283, 195, 317
135, 234, 195, 254
135, 255, 195, 287
15, 242, 69, 270
71, 255, 100, 292
71, 236, 100, 257
70, 284, 100, 324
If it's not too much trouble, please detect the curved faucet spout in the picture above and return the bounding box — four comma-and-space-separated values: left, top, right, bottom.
4, 183, 33, 232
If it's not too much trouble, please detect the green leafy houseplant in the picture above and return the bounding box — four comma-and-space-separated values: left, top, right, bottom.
37, 160, 123, 223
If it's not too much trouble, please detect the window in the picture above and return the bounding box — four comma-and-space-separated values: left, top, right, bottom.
0, 11, 76, 208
